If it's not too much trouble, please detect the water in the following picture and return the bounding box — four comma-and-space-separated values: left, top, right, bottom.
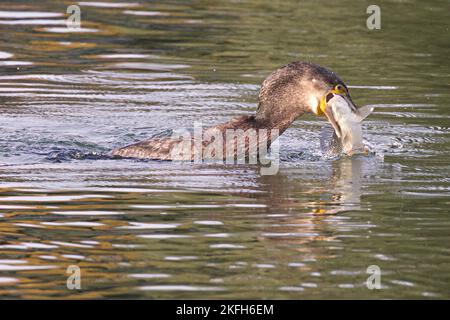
0, 0, 449, 299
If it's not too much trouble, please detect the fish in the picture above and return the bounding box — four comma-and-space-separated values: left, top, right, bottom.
320, 94, 374, 157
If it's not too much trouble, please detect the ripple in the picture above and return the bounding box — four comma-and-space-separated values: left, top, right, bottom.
0, 19, 67, 25
51, 210, 121, 216
62, 254, 85, 260
138, 234, 190, 239
390, 280, 415, 287
14, 223, 46, 229
39, 255, 56, 260
422, 292, 439, 298
254, 264, 275, 268
0, 245, 28, 250
88, 187, 185, 193
261, 232, 319, 237
123, 10, 168, 16
20, 242, 58, 249
348, 85, 398, 90
132, 205, 176, 209
228, 204, 266, 208
330, 270, 362, 276
301, 283, 317, 288
194, 220, 224, 226
0, 205, 35, 209
96, 54, 154, 59
50, 241, 92, 248
78, 1, 140, 8
107, 62, 189, 71
139, 285, 224, 292
209, 244, 245, 249
266, 214, 289, 217
43, 27, 98, 33
42, 221, 105, 227
204, 233, 230, 238
165, 256, 197, 261
118, 222, 179, 229
0, 11, 63, 18
0, 259, 26, 264
401, 191, 450, 197
112, 244, 142, 248
129, 273, 171, 279
0, 61, 33, 66
288, 262, 305, 267
374, 254, 396, 261
80, 240, 99, 245
368, 103, 436, 109
132, 203, 265, 209
279, 286, 304, 292
0, 51, 13, 59
0, 264, 57, 271
338, 284, 355, 289
0, 195, 112, 202
0, 277, 19, 284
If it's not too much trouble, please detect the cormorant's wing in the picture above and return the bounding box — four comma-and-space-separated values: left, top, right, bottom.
112, 137, 188, 160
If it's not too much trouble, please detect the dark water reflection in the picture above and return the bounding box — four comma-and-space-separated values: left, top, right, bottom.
0, 0, 449, 298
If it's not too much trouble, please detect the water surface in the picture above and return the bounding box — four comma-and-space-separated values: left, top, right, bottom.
0, 0, 449, 299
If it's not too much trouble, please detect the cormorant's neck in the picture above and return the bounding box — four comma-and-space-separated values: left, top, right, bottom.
254, 109, 305, 135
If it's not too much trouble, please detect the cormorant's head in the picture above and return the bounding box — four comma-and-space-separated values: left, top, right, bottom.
311, 74, 376, 139
256, 61, 364, 136
311, 75, 358, 138
298, 63, 354, 111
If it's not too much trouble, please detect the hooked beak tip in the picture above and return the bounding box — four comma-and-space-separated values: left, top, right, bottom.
343, 94, 358, 112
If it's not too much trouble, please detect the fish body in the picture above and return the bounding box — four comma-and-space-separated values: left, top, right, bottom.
321, 94, 373, 156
